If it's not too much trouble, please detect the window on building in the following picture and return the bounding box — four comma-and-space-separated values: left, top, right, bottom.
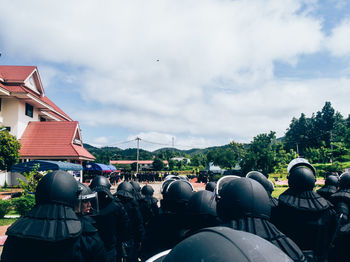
25, 103, 33, 118
0, 98, 2, 111
40, 117, 46, 122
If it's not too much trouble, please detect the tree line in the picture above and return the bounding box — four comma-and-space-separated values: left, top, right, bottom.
2, 102, 349, 176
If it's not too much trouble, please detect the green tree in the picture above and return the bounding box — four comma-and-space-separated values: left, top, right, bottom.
284, 113, 313, 155
241, 131, 278, 176
0, 129, 21, 171
190, 153, 207, 168
17, 164, 44, 195
206, 141, 245, 170
153, 158, 164, 171
314, 101, 335, 147
168, 159, 175, 170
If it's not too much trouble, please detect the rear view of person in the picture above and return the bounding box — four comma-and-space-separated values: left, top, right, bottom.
1, 170, 107, 262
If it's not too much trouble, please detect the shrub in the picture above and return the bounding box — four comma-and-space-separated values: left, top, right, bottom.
0, 200, 11, 218
11, 194, 35, 216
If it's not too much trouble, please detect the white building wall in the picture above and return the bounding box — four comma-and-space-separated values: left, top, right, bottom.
1, 97, 20, 138
17, 101, 40, 139
1, 97, 40, 139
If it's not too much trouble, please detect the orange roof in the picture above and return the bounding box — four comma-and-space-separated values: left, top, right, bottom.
19, 122, 95, 161
0, 66, 36, 82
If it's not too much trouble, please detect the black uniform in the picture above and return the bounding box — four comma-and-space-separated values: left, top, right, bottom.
317, 175, 339, 201
273, 160, 336, 262
115, 182, 145, 262
158, 227, 294, 262
217, 177, 306, 262
141, 180, 194, 261
140, 185, 159, 225
90, 176, 130, 262
1, 171, 107, 262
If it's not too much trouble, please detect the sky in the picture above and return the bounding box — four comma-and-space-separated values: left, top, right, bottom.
1, 0, 350, 151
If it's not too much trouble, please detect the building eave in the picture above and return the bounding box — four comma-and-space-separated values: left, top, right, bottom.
0, 86, 10, 96
39, 110, 62, 121
26, 94, 71, 121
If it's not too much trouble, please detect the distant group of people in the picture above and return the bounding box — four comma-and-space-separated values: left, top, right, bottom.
110, 171, 185, 184
2, 158, 350, 261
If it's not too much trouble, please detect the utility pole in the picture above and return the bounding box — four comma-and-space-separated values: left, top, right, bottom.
136, 137, 141, 174
296, 143, 299, 157
330, 131, 333, 163
172, 137, 175, 148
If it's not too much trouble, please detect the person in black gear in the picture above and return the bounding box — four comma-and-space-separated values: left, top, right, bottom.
329, 172, 350, 223
329, 174, 350, 262
147, 227, 294, 262
89, 175, 130, 262
273, 158, 336, 262
140, 184, 159, 225
317, 174, 339, 201
246, 171, 278, 208
185, 190, 221, 237
205, 181, 216, 192
1, 170, 107, 262
115, 181, 145, 262
217, 177, 306, 262
130, 180, 144, 202
141, 180, 194, 261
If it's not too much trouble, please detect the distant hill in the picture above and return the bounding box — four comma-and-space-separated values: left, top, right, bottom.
84, 138, 281, 164
84, 144, 154, 164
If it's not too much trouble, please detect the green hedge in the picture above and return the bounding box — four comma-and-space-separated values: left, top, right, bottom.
11, 194, 35, 216
0, 200, 12, 218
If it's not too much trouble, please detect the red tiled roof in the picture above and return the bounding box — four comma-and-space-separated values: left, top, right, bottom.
0, 66, 72, 121
0, 66, 36, 82
0, 84, 26, 93
19, 122, 95, 160
111, 160, 169, 165
40, 96, 72, 121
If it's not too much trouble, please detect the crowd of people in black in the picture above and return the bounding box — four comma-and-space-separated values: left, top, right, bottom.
109, 171, 181, 185
2, 158, 350, 261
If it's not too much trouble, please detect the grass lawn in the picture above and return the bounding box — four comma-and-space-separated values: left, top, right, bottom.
272, 185, 322, 198
0, 218, 17, 226
271, 186, 288, 198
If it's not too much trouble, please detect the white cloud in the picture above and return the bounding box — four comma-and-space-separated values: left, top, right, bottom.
2, 0, 346, 149
327, 18, 350, 57
93, 136, 109, 145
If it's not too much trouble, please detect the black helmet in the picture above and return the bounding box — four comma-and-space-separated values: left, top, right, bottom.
187, 190, 216, 217
325, 174, 339, 187
287, 158, 316, 176
117, 181, 135, 193
161, 179, 177, 195
35, 170, 79, 208
216, 177, 271, 221
77, 182, 99, 215
215, 175, 241, 198
89, 175, 111, 190
161, 227, 293, 262
205, 182, 216, 192
339, 172, 350, 189
116, 181, 135, 199
161, 180, 194, 213
130, 180, 141, 192
8, 170, 82, 242
288, 166, 316, 191
141, 185, 155, 196
246, 171, 274, 194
